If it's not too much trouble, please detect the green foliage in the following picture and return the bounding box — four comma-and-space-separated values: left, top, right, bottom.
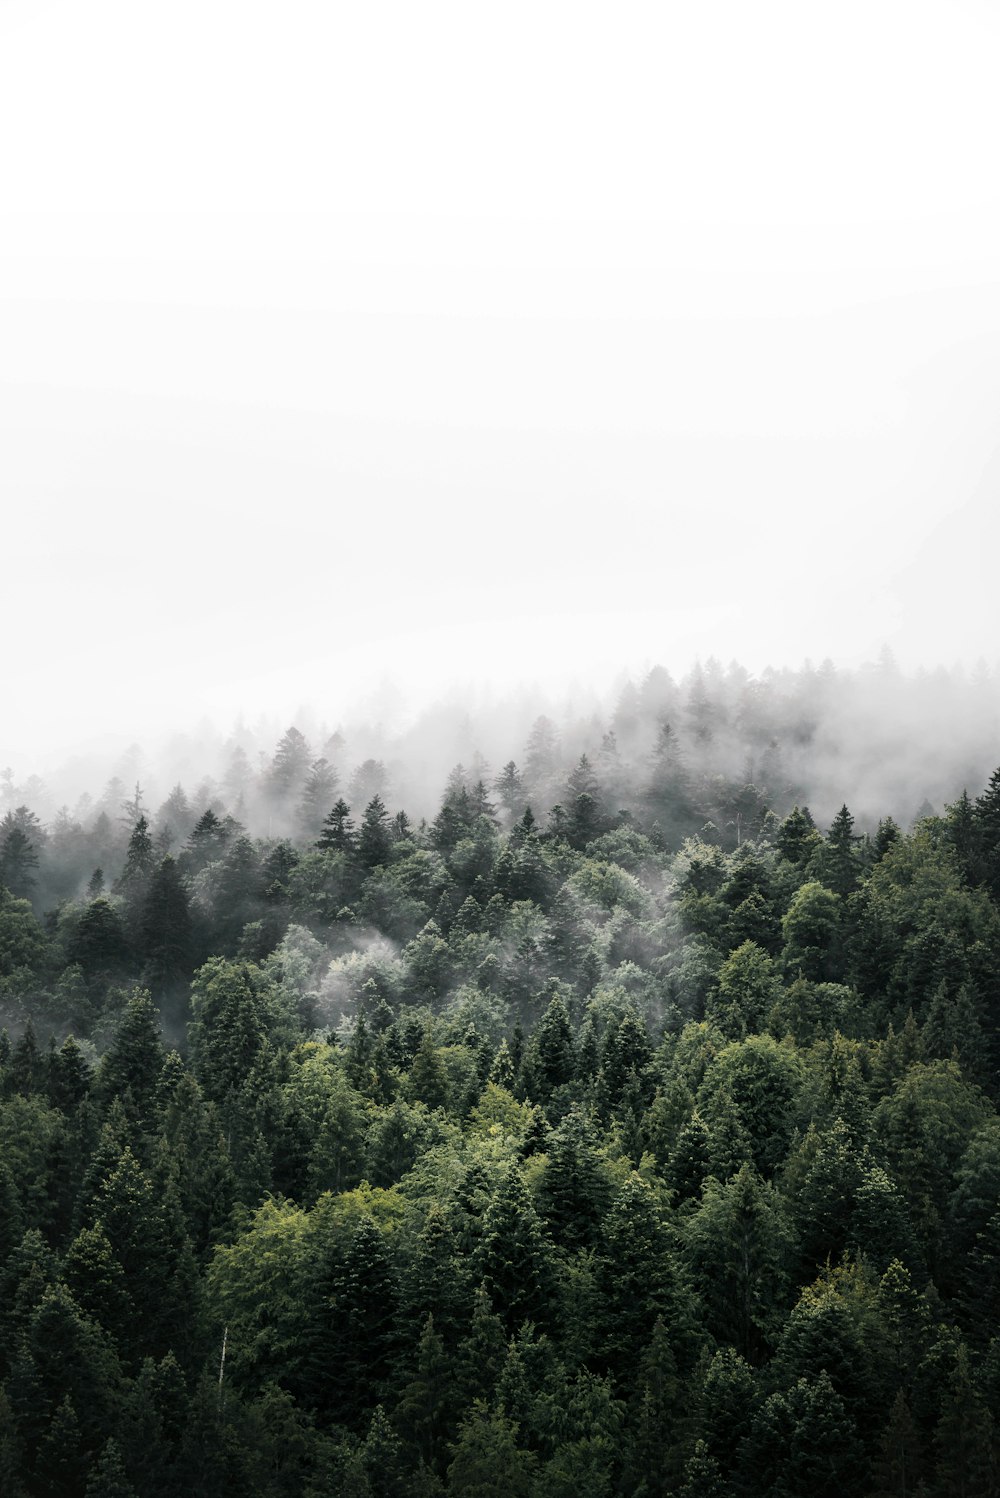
0, 890, 48, 977
707, 941, 780, 1040
188, 958, 287, 1105
447, 1402, 536, 1496
685, 1162, 795, 1362
475, 1163, 557, 1332
3, 742, 1000, 1495
781, 881, 842, 981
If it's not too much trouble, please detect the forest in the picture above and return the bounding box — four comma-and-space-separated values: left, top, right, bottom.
2, 660, 1000, 1496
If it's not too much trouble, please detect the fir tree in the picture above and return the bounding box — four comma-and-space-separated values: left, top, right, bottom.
475, 1164, 556, 1333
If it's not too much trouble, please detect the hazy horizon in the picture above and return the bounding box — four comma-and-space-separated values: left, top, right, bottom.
3, 0, 999, 769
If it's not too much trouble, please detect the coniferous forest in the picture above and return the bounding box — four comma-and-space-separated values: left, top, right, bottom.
3, 663, 1000, 1496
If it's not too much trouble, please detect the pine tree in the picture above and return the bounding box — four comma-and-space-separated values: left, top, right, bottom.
775, 805, 819, 866
747, 1370, 866, 1498
599, 1009, 653, 1112
361, 1403, 413, 1498
9, 1019, 44, 1095
94, 988, 164, 1129
182, 809, 228, 876
187, 958, 277, 1105
304, 1215, 398, 1428
932, 1343, 994, 1497
475, 1164, 556, 1333
597, 1176, 695, 1382
645, 722, 696, 847
685, 1163, 793, 1363
666, 1111, 712, 1209
0, 813, 40, 900
0, 1386, 24, 1498
678, 1439, 726, 1498
522, 993, 575, 1103
0, 1228, 58, 1365
35, 1394, 90, 1498
67, 897, 130, 979
296, 758, 339, 839
159, 1071, 236, 1255
408, 1028, 451, 1111
565, 756, 604, 849
82, 1144, 195, 1366
0, 1160, 24, 1271
698, 1344, 758, 1483
870, 1388, 923, 1498
265, 727, 312, 807
139, 856, 193, 997
61, 1221, 133, 1357
492, 762, 524, 822
316, 798, 356, 853
117, 813, 154, 887
85, 1437, 138, 1498
536, 1105, 611, 1251
394, 1314, 455, 1475
812, 804, 863, 897
873, 816, 901, 862
9, 1282, 119, 1468
398, 1203, 473, 1358
622, 1316, 681, 1496
973, 765, 1000, 899
488, 1038, 516, 1090
358, 796, 392, 870
447, 1402, 536, 1497
454, 1282, 508, 1410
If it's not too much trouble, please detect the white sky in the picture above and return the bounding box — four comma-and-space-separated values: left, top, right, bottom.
2, 0, 999, 767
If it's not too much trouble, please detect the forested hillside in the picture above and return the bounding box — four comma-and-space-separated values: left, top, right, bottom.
3, 674, 1000, 1496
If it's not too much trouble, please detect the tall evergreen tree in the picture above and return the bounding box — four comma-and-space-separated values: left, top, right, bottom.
296, 758, 339, 840
358, 796, 392, 870
316, 798, 356, 853
475, 1164, 556, 1333
139, 857, 193, 996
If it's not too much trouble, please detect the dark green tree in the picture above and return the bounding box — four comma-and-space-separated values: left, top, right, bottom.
316, 797, 356, 853
94, 988, 163, 1128
139, 857, 193, 995
358, 796, 392, 870
596, 1176, 694, 1383
475, 1164, 557, 1333
447, 1402, 536, 1497
67, 898, 130, 980
0, 810, 41, 900
303, 1215, 398, 1428
536, 1105, 611, 1251
685, 1162, 794, 1363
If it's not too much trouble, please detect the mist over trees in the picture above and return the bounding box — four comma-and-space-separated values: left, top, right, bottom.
6, 654, 1000, 903
2, 654, 1000, 1493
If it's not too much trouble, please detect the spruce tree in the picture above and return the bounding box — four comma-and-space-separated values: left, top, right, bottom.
94, 988, 164, 1130
358, 796, 392, 870
596, 1176, 693, 1382
85, 1438, 138, 1498
139, 857, 193, 996
316, 797, 355, 853
447, 1403, 536, 1497
536, 1105, 611, 1251
474, 1164, 556, 1333
304, 1215, 398, 1428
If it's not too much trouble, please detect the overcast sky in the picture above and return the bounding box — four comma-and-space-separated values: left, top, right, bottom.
2, 0, 999, 769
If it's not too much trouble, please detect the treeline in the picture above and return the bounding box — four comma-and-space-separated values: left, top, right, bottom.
6, 653, 1000, 892
2, 740, 1000, 1494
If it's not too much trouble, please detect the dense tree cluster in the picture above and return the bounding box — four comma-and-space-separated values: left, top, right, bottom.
3, 685, 1000, 1494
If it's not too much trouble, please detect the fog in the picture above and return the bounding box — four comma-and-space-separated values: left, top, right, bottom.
4, 658, 1000, 872
1, 1, 999, 784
